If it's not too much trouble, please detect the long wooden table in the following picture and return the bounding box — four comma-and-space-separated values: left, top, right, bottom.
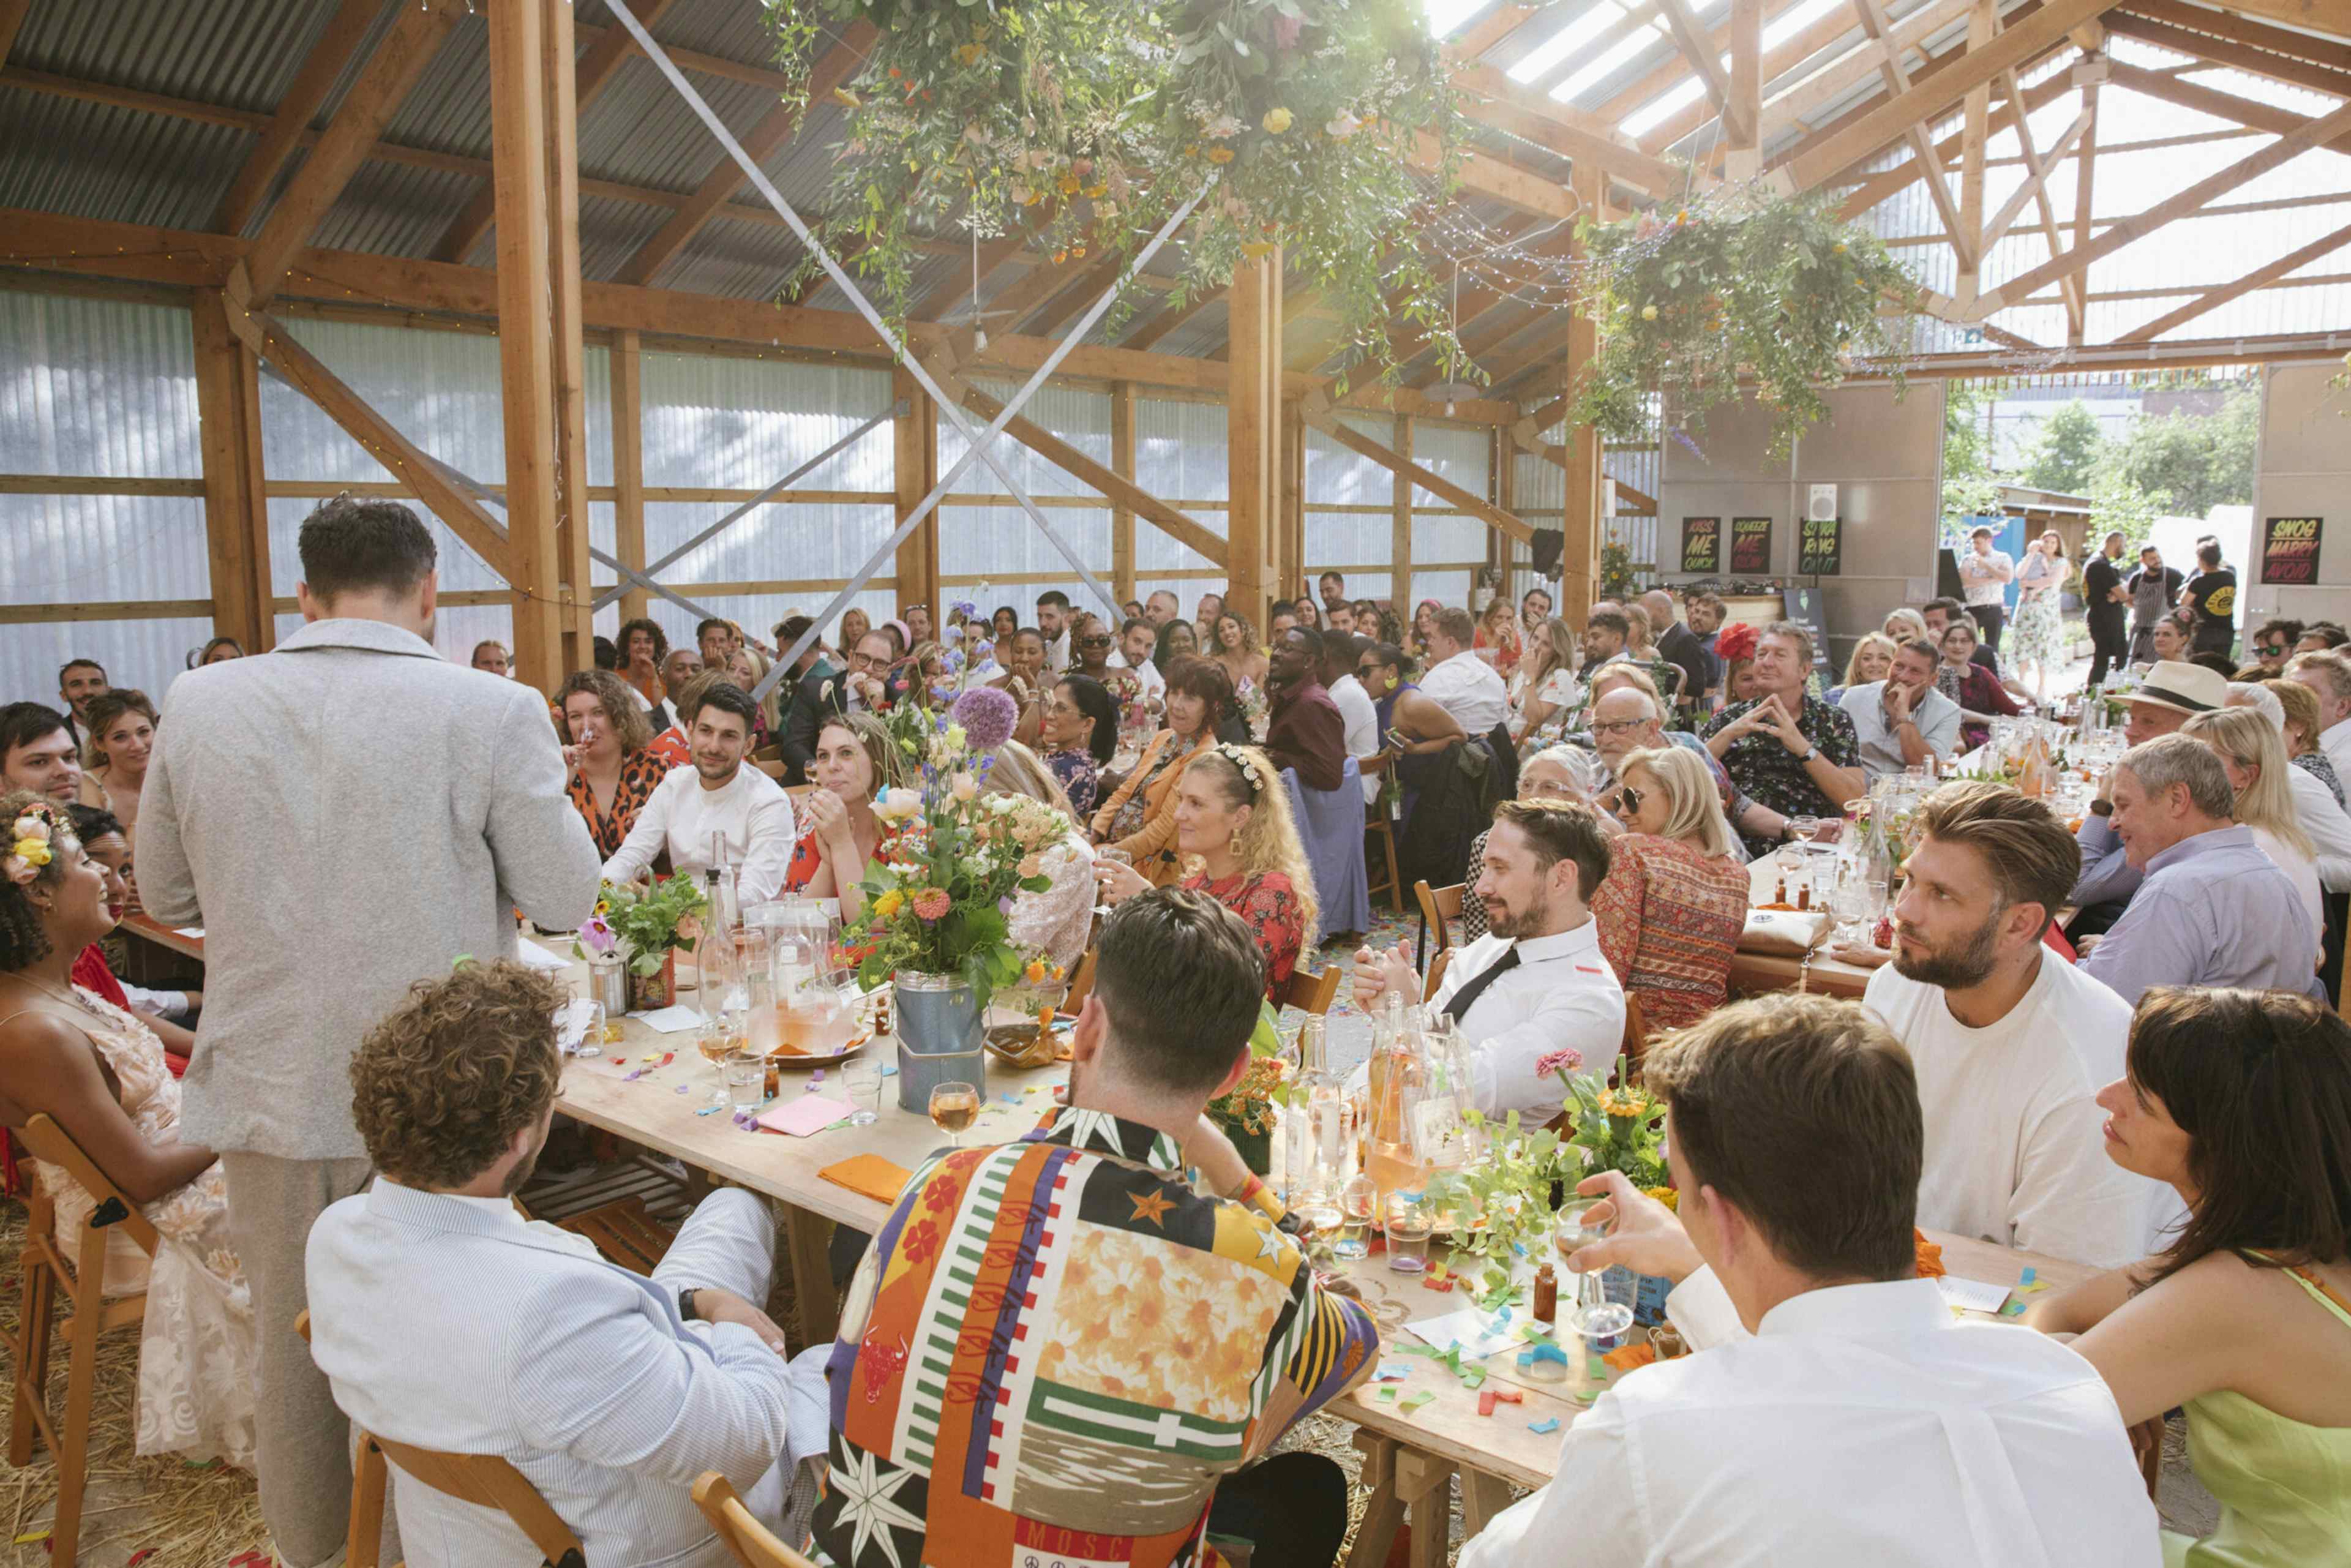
1725, 850, 1879, 1000
552, 954, 2094, 1564
119, 912, 204, 961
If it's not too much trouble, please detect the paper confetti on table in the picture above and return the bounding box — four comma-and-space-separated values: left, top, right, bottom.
1460, 1367, 1487, 1391
1517, 1341, 1570, 1370
1398, 1390, 1435, 1414
2016, 1278, 2050, 1294
1602, 1343, 1657, 1373
1528, 1417, 1560, 1435
1428, 1262, 1448, 1281
1374, 1386, 1397, 1403
1420, 1277, 1455, 1292
623, 1068, 645, 1082
1488, 1387, 1523, 1405
673, 1084, 689, 1093
1477, 1389, 1499, 1416
696, 1106, 722, 1116
2019, 1267, 2036, 1287
1373, 1360, 1413, 1381
2000, 1299, 2030, 1317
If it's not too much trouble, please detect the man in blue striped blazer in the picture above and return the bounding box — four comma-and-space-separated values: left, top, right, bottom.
307, 961, 831, 1566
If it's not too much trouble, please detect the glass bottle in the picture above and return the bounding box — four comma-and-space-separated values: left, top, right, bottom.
1364, 993, 1430, 1209
1283, 1016, 1346, 1232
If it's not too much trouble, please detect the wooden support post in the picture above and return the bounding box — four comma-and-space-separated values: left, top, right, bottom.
1494, 424, 1517, 587
1390, 413, 1414, 613
892, 367, 940, 621
1728, 0, 1763, 179
190, 290, 272, 654
1562, 168, 1604, 626
2069, 75, 2099, 347
1109, 382, 1137, 605
544, 0, 594, 675
1226, 248, 1282, 624
612, 329, 648, 623
1281, 397, 1307, 607
1958, 0, 1995, 305
489, 0, 563, 690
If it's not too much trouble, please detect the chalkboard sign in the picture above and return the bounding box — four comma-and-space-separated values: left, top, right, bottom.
1780, 585, 1834, 675
1799, 515, 1842, 576
2260, 516, 2323, 585
1731, 516, 1774, 574
1681, 516, 1722, 574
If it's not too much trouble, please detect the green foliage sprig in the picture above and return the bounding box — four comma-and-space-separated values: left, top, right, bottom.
575, 876, 711, 978
1569, 184, 1916, 457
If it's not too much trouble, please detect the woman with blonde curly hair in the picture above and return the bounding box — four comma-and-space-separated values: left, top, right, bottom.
1096, 743, 1319, 994
2181, 706, 2323, 932
1828, 632, 1898, 707
977, 739, 1097, 972
724, 645, 778, 741
1512, 617, 1581, 742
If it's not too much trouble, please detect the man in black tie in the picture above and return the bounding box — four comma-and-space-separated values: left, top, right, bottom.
1351, 800, 1626, 1119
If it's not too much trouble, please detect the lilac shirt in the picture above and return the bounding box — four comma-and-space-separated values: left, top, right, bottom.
2076, 823, 2324, 1007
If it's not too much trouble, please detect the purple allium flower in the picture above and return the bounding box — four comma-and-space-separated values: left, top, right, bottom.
951, 685, 1018, 753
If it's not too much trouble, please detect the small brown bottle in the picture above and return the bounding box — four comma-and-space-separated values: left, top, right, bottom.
1533, 1262, 1559, 1325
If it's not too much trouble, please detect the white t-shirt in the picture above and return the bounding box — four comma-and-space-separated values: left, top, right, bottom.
1961, 549, 2014, 608
1420, 650, 1510, 735
2251, 824, 2325, 932
1112, 648, 1166, 705
1329, 673, 1381, 805
1864, 952, 2179, 1267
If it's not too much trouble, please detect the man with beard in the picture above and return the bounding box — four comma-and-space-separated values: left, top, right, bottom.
1352, 799, 1625, 1118
1839, 636, 1960, 782
601, 683, 796, 906
308, 960, 833, 1562
1842, 782, 2173, 1266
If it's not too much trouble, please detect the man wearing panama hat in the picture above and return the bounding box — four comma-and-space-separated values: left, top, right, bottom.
2068, 661, 2229, 931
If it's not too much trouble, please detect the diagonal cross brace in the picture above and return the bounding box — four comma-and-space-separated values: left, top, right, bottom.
602, 0, 1210, 707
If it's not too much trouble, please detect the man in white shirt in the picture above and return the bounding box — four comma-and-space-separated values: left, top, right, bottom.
1847, 782, 2173, 1265
1142, 589, 1181, 629
1353, 800, 1625, 1117
1958, 525, 2016, 653
1320, 631, 1381, 807
1840, 636, 1962, 782
1417, 605, 1510, 737
1110, 615, 1165, 709
310, 961, 831, 1567
1578, 607, 1633, 672
2228, 681, 2351, 891
601, 683, 796, 905
1036, 590, 1073, 675
2290, 649, 2351, 780
1460, 991, 2158, 1568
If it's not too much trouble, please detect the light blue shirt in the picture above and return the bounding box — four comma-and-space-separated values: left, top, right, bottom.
1840, 681, 1962, 782
2069, 812, 2141, 910
2077, 823, 2325, 1007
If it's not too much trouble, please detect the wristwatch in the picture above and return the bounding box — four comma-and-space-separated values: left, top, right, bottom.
678, 1286, 700, 1322
1798, 745, 1820, 764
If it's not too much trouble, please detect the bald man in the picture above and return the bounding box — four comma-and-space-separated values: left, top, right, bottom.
1642, 590, 1710, 716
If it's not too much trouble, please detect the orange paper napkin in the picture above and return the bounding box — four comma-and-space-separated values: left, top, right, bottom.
819, 1153, 915, 1207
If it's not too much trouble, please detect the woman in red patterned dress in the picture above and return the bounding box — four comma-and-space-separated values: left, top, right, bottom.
557, 670, 669, 860
1590, 745, 1749, 1033
1094, 743, 1319, 996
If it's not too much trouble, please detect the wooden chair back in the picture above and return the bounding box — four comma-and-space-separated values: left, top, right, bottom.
1414, 880, 1463, 967
1618, 993, 1650, 1084
1062, 948, 1098, 1015
1363, 818, 1404, 914
6, 1114, 157, 1568
295, 1311, 588, 1568
693, 1472, 822, 1568
1422, 949, 1452, 1003
753, 757, 787, 780
1275, 964, 1343, 1017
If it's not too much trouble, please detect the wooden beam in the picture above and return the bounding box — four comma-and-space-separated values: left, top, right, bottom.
976, 249, 1109, 339
1854, 0, 1980, 274
1447, 63, 1694, 195
1410, 133, 1580, 221
189, 290, 272, 653
1305, 403, 1535, 549
1960, 0, 1997, 298
1390, 413, 1413, 610
2104, 59, 2351, 152
612, 328, 648, 623
1625, 0, 1829, 153
544, 0, 594, 675
1561, 165, 1602, 621
1972, 96, 2351, 315
920, 204, 1055, 323
892, 366, 940, 620
947, 381, 1229, 568
1123, 284, 1226, 351
1658, 0, 1745, 143
613, 24, 875, 289
2008, 66, 2089, 337
1785, 0, 2118, 190
433, 0, 681, 266
1729, 0, 1763, 176
1982, 101, 2092, 255
2120, 218, 2351, 339
1761, 0, 1977, 138
212, 0, 382, 236
1027, 252, 1134, 339
1110, 382, 1136, 604
1835, 64, 2070, 220
565, 21, 797, 96
489, 0, 561, 687
2105, 7, 2351, 99
2123, 0, 2351, 76
1228, 249, 1282, 620
243, 0, 463, 310
0, 1, 26, 70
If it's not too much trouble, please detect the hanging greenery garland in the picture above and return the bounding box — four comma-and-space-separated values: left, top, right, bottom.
763, 0, 1474, 388
1567, 183, 1918, 456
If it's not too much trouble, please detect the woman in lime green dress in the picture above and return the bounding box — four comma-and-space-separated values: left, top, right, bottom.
2027, 987, 2351, 1567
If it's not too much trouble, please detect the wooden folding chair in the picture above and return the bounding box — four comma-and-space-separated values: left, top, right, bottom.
1421, 948, 1452, 1003
753, 758, 787, 781
295, 1311, 588, 1568
1061, 948, 1098, 1015
552, 1193, 677, 1275
1617, 993, 1651, 1084
1363, 817, 1404, 914
1413, 880, 1463, 969
1275, 964, 1343, 1017
693, 1472, 822, 1568
6, 1114, 158, 1568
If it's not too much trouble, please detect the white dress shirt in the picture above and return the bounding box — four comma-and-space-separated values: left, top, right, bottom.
2322, 715, 2351, 781
1461, 1267, 2160, 1568
1112, 648, 1166, 707
1430, 920, 1625, 1120
1043, 628, 1071, 675
599, 763, 797, 906
1865, 954, 2179, 1267
1419, 650, 1511, 736
1329, 673, 1381, 806
2285, 761, 2351, 892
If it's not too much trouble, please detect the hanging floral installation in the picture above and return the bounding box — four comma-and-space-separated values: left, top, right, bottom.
1566, 182, 1919, 456
763, 0, 1476, 388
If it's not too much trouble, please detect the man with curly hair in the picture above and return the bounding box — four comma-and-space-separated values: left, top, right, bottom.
309, 960, 830, 1564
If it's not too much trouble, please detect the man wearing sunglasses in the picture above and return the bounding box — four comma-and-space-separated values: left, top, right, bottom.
2247, 618, 2304, 678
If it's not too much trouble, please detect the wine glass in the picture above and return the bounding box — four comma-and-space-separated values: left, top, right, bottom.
929, 1081, 980, 1148
697, 1012, 740, 1106
1788, 814, 1821, 852
1093, 848, 1132, 917
1553, 1196, 1637, 1339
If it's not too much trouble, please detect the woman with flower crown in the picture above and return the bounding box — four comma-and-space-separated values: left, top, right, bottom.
0, 791, 256, 1467
1095, 744, 1320, 996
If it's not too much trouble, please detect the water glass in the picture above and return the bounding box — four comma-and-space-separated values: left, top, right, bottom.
840, 1060, 884, 1127
1094, 848, 1132, 914
1332, 1172, 1376, 1261
1384, 1193, 1433, 1274
723, 1050, 768, 1110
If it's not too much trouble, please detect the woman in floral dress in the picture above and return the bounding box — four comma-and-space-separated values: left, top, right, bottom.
0, 795, 255, 1467
2009, 530, 2070, 705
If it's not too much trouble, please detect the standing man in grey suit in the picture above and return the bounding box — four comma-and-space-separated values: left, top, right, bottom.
139, 497, 601, 1567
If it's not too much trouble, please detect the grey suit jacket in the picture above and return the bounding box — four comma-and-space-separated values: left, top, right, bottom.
308, 1183, 810, 1568
138, 618, 601, 1158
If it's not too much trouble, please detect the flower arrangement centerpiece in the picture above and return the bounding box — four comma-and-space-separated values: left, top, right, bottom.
1423, 1101, 1577, 1307
1562, 1071, 1670, 1190
844, 686, 1074, 1012
1569, 182, 1918, 456
762, 0, 1472, 389
1207, 1001, 1292, 1175
574, 876, 710, 1010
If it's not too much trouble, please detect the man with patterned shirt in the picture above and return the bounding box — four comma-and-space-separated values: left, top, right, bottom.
1701, 621, 1865, 860
816, 889, 1376, 1568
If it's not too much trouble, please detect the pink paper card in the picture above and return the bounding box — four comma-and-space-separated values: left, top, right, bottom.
756, 1095, 858, 1137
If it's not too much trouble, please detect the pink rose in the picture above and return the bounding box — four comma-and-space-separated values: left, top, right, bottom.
1535, 1047, 1584, 1079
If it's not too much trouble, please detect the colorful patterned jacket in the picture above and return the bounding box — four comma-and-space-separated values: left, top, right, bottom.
814, 1105, 1379, 1568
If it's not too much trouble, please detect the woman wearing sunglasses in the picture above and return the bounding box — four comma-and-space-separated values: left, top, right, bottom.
1587, 746, 1750, 1032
